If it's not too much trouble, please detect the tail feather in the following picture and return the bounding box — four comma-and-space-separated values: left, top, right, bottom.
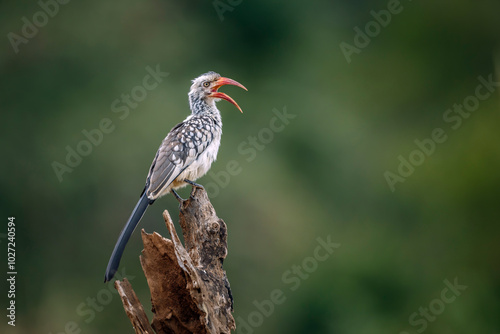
104, 193, 153, 282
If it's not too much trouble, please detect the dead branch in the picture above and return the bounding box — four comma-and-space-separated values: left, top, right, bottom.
115, 279, 155, 334
115, 187, 235, 334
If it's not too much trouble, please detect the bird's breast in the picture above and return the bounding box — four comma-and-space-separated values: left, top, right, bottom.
176, 125, 221, 185
191, 130, 221, 178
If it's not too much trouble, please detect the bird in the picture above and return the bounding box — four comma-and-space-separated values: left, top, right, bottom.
104, 71, 247, 282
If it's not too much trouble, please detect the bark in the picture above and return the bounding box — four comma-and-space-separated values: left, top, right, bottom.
115, 279, 155, 334
115, 187, 235, 334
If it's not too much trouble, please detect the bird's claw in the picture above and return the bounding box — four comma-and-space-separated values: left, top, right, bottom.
184, 179, 204, 199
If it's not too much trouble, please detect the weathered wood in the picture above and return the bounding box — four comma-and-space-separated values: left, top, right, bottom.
115, 186, 235, 333
115, 278, 155, 334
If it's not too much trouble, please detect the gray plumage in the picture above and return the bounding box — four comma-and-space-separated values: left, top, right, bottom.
146, 111, 222, 199
104, 71, 246, 282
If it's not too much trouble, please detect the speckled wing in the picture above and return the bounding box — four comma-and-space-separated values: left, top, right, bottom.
145, 116, 215, 199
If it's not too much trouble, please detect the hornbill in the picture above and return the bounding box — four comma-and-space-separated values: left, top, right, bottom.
104, 71, 247, 282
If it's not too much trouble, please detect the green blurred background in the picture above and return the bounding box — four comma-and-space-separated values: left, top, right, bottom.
1, 0, 500, 333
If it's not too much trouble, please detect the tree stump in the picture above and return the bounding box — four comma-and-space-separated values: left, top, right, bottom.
115, 187, 235, 334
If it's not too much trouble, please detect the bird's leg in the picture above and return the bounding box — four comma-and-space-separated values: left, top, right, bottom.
184, 179, 205, 198
184, 179, 204, 190
171, 189, 184, 203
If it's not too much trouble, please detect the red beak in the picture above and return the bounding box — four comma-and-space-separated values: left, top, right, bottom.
209, 77, 247, 113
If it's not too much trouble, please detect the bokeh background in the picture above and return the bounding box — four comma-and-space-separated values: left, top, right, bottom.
1, 0, 500, 333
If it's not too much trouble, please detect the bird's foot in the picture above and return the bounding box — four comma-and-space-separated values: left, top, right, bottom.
184, 179, 204, 190
171, 189, 184, 203
184, 179, 204, 199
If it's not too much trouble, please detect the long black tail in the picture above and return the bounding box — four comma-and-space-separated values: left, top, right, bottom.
104, 193, 153, 282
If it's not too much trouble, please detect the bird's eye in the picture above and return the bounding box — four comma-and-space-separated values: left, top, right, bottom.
203, 82, 210, 87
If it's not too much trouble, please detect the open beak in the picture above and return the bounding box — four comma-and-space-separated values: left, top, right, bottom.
210, 77, 247, 113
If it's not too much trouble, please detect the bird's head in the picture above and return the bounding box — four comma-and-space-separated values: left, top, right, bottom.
189, 71, 247, 113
